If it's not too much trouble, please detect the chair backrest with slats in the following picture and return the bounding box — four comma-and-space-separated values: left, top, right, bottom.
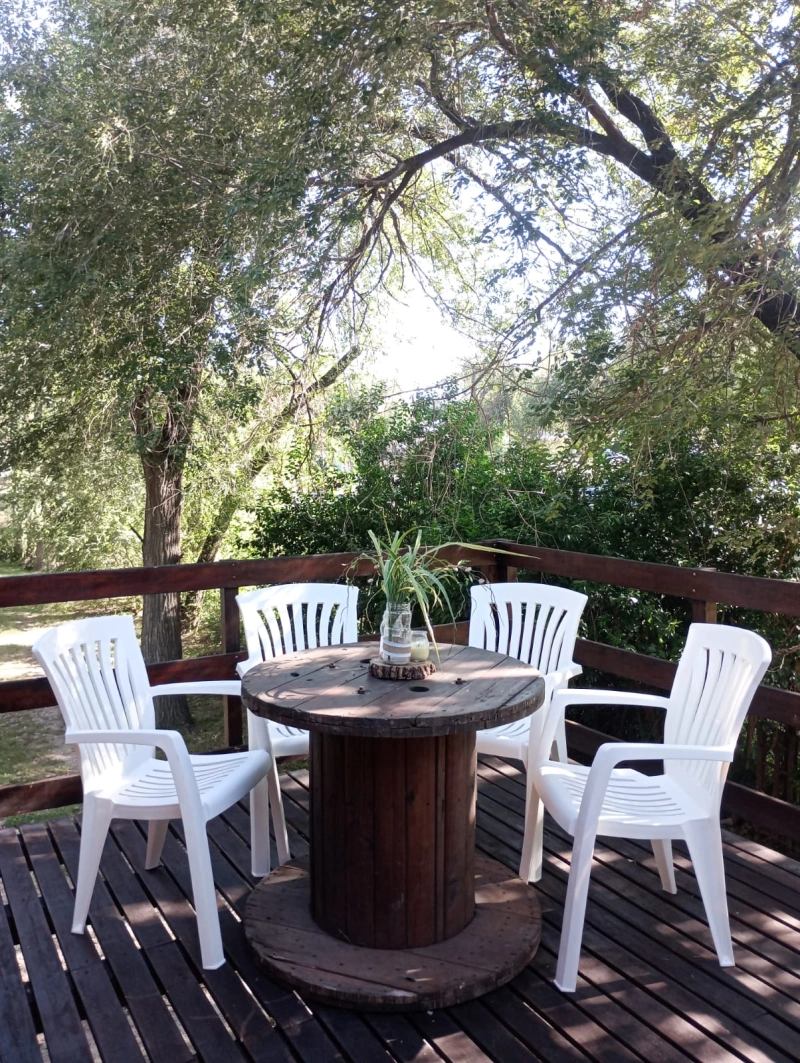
32, 615, 154, 785
236, 583, 359, 663
664, 623, 771, 804
468, 583, 587, 676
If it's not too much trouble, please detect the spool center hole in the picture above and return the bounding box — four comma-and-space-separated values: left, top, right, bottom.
409, 685, 429, 692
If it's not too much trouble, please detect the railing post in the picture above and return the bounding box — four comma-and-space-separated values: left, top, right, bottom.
691, 566, 717, 624
221, 586, 243, 748
492, 542, 518, 585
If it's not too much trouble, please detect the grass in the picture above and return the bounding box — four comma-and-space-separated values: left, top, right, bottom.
3, 805, 83, 828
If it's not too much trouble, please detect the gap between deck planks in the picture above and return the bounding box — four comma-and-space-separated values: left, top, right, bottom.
1, 759, 799, 1063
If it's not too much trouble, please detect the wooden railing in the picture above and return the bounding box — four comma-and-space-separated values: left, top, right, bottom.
3, 541, 800, 842
0, 546, 484, 816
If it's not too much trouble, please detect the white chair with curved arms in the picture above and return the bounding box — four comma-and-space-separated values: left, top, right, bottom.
530, 623, 771, 992
32, 615, 272, 971
236, 582, 359, 867
469, 582, 588, 882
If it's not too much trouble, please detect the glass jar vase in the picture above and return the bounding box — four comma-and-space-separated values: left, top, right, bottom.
380, 601, 413, 664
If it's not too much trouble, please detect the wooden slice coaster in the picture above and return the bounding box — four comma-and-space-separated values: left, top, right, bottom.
245, 854, 541, 1011
369, 657, 437, 681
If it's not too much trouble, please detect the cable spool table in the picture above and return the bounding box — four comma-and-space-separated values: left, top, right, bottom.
241, 642, 545, 1011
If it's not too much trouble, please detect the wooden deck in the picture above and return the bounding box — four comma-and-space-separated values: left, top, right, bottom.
2, 756, 800, 1063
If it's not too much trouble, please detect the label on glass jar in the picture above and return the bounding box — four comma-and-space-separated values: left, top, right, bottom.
380, 637, 412, 664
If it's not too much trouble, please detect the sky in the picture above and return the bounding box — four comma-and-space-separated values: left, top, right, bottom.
368, 288, 477, 394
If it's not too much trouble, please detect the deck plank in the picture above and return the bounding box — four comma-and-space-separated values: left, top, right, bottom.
476, 821, 788, 1062
0, 827, 94, 1063
3, 761, 800, 1062
108, 819, 295, 1063
362, 1013, 445, 1063
48, 816, 196, 1063
20, 823, 145, 1063
0, 836, 41, 1063
476, 757, 800, 1063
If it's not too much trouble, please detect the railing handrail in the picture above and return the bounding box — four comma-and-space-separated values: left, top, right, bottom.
489, 540, 800, 615
0, 545, 486, 607
4, 540, 800, 612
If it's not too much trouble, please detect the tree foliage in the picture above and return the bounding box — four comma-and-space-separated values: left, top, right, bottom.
248, 387, 800, 800
0, 0, 399, 716
277, 1, 800, 436
249, 388, 800, 654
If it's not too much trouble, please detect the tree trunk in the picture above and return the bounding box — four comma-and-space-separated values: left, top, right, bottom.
140, 451, 192, 727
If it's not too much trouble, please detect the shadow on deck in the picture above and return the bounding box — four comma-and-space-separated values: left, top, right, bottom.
1, 755, 799, 1063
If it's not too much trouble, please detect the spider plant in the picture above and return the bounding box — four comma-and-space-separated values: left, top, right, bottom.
363, 528, 458, 646
355, 528, 517, 658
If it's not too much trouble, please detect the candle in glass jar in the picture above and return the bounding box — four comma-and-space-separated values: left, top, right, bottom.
409, 630, 430, 662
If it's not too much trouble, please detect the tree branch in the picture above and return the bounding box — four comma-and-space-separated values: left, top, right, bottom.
485, 3, 518, 57
354, 118, 612, 189
529, 207, 664, 320
574, 86, 633, 155
442, 152, 573, 261
191, 344, 363, 566
347, 64, 800, 353
597, 79, 678, 163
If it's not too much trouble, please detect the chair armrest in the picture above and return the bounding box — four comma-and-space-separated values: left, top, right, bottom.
575, 742, 733, 834
550, 689, 671, 711
65, 726, 190, 760
537, 688, 671, 765
65, 727, 206, 818
150, 681, 241, 698
543, 665, 582, 695
65, 726, 193, 771
593, 742, 733, 772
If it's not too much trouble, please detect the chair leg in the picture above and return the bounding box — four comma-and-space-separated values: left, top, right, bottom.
182, 818, 225, 970
651, 838, 677, 893
684, 819, 734, 967
72, 796, 113, 934
554, 829, 597, 992
250, 773, 271, 879
519, 761, 544, 883
267, 760, 291, 866
247, 709, 290, 868
145, 820, 169, 870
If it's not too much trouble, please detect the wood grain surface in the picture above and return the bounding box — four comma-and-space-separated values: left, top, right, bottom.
310, 731, 476, 949
241, 643, 544, 738
368, 657, 437, 680
245, 854, 542, 1011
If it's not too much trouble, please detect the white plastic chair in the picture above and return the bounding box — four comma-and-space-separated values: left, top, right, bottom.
236, 582, 359, 865
469, 582, 588, 882
530, 623, 771, 992
32, 615, 273, 971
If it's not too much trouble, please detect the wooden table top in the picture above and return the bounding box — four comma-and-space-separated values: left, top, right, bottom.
240, 642, 545, 738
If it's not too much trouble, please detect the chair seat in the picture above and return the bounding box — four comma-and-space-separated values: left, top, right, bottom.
538, 763, 709, 838
268, 721, 309, 757
475, 716, 531, 758
95, 749, 270, 820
